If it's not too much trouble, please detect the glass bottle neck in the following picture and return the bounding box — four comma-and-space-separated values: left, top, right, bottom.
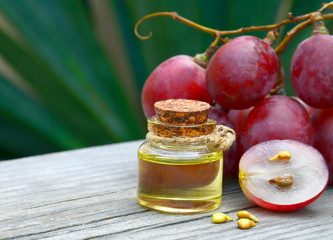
149, 140, 208, 151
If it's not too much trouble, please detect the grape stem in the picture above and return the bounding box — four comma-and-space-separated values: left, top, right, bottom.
134, 12, 228, 42
134, 2, 333, 55
194, 32, 222, 68
275, 13, 333, 54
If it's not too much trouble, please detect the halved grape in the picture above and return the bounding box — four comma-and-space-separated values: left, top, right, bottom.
239, 140, 329, 211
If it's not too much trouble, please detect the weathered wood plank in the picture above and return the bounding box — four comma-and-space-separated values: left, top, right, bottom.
0, 140, 332, 240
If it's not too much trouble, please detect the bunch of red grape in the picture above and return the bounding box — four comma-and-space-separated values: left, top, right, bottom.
140, 29, 333, 184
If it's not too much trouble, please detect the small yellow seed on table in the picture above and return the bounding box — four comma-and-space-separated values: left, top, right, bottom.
237, 210, 259, 223
237, 218, 256, 229
212, 212, 233, 223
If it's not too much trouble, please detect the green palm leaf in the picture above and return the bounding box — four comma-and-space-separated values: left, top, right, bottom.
0, 0, 146, 152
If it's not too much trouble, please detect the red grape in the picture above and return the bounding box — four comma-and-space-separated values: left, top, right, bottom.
206, 36, 278, 110
141, 55, 213, 117
240, 95, 313, 152
208, 106, 237, 177
311, 108, 333, 185
208, 106, 232, 127
292, 96, 316, 116
228, 107, 253, 177
291, 34, 333, 108
229, 138, 243, 178
228, 108, 253, 134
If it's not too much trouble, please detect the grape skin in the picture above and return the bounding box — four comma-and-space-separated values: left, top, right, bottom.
208, 106, 237, 177
206, 36, 278, 110
291, 34, 333, 109
240, 95, 314, 152
311, 108, 333, 185
228, 108, 253, 177
292, 96, 316, 116
228, 108, 253, 134
141, 55, 212, 117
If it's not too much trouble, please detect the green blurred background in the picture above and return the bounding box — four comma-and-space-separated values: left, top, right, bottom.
0, 0, 331, 160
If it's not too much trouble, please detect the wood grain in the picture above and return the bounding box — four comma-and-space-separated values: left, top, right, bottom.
0, 140, 332, 239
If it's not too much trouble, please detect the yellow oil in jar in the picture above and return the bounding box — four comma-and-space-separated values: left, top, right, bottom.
137, 150, 223, 214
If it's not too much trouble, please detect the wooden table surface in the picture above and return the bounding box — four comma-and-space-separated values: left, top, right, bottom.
1, 140, 332, 240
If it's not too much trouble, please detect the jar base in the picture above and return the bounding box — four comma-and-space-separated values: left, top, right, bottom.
137, 193, 221, 214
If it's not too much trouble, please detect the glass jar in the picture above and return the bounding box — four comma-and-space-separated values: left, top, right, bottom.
137, 99, 233, 214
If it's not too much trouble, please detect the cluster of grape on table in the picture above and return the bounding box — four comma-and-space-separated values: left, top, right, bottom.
140, 31, 333, 185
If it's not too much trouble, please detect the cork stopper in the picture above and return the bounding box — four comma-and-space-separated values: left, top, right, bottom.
148, 116, 216, 137
154, 99, 210, 126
